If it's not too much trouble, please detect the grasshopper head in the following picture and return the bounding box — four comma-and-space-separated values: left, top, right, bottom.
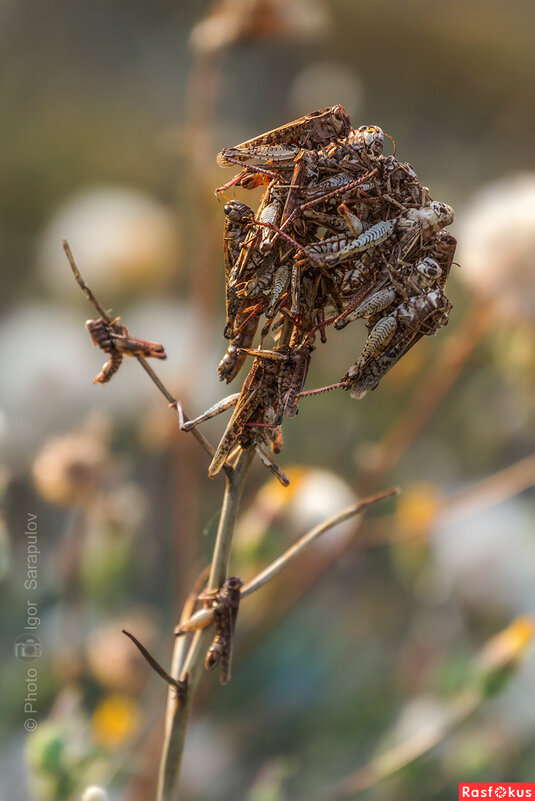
352, 125, 384, 155
331, 105, 352, 136
416, 257, 442, 282
225, 577, 244, 591
224, 200, 253, 222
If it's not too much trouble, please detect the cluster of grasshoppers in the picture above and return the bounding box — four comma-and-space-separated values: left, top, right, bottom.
183, 105, 456, 477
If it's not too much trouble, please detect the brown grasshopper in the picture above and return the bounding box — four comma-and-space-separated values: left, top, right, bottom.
222, 200, 256, 339
217, 105, 351, 167
215, 106, 351, 194
208, 107, 457, 460
218, 303, 264, 383
321, 125, 385, 173
342, 283, 452, 399
85, 318, 166, 384
426, 231, 457, 290
175, 577, 243, 685
396, 201, 455, 262
207, 353, 283, 477
203, 577, 243, 684
277, 338, 315, 419
182, 352, 285, 477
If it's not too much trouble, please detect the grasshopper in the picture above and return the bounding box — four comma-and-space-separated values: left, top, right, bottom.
207, 353, 283, 478
300, 173, 374, 202
426, 231, 457, 290
343, 285, 452, 398
394, 201, 455, 269
301, 219, 397, 268
217, 105, 351, 168
351, 125, 385, 156
278, 339, 314, 419
223, 200, 256, 339
175, 577, 243, 686
218, 303, 263, 384
215, 106, 350, 195
217, 143, 301, 169
202, 577, 243, 685
85, 318, 166, 384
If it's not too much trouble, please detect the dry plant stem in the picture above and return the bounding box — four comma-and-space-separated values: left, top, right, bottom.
360, 449, 535, 549
157, 447, 254, 801
62, 239, 216, 460
241, 486, 399, 599
439, 450, 535, 527
363, 299, 493, 485
318, 687, 482, 801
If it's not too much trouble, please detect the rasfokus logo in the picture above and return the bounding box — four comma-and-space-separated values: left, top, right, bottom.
459, 784, 535, 799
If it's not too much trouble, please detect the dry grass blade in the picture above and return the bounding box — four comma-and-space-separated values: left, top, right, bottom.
241, 486, 399, 598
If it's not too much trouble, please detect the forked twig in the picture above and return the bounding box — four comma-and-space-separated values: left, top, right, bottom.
241, 486, 399, 598
62, 239, 217, 463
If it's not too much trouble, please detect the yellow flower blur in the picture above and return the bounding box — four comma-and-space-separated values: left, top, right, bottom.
91, 694, 141, 749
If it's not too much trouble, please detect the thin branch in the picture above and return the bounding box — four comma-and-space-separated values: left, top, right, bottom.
156, 447, 254, 801
358, 450, 535, 549
63, 239, 113, 320
62, 239, 217, 462
241, 486, 399, 599
440, 450, 535, 527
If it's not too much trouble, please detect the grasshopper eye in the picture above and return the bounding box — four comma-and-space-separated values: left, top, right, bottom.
437, 202, 454, 223
332, 105, 350, 132
417, 258, 442, 279
224, 202, 246, 221
226, 577, 244, 590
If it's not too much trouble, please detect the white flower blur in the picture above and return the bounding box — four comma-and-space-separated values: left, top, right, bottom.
458, 174, 535, 319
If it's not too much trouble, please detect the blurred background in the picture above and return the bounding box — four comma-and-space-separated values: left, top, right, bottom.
2, 1, 535, 799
